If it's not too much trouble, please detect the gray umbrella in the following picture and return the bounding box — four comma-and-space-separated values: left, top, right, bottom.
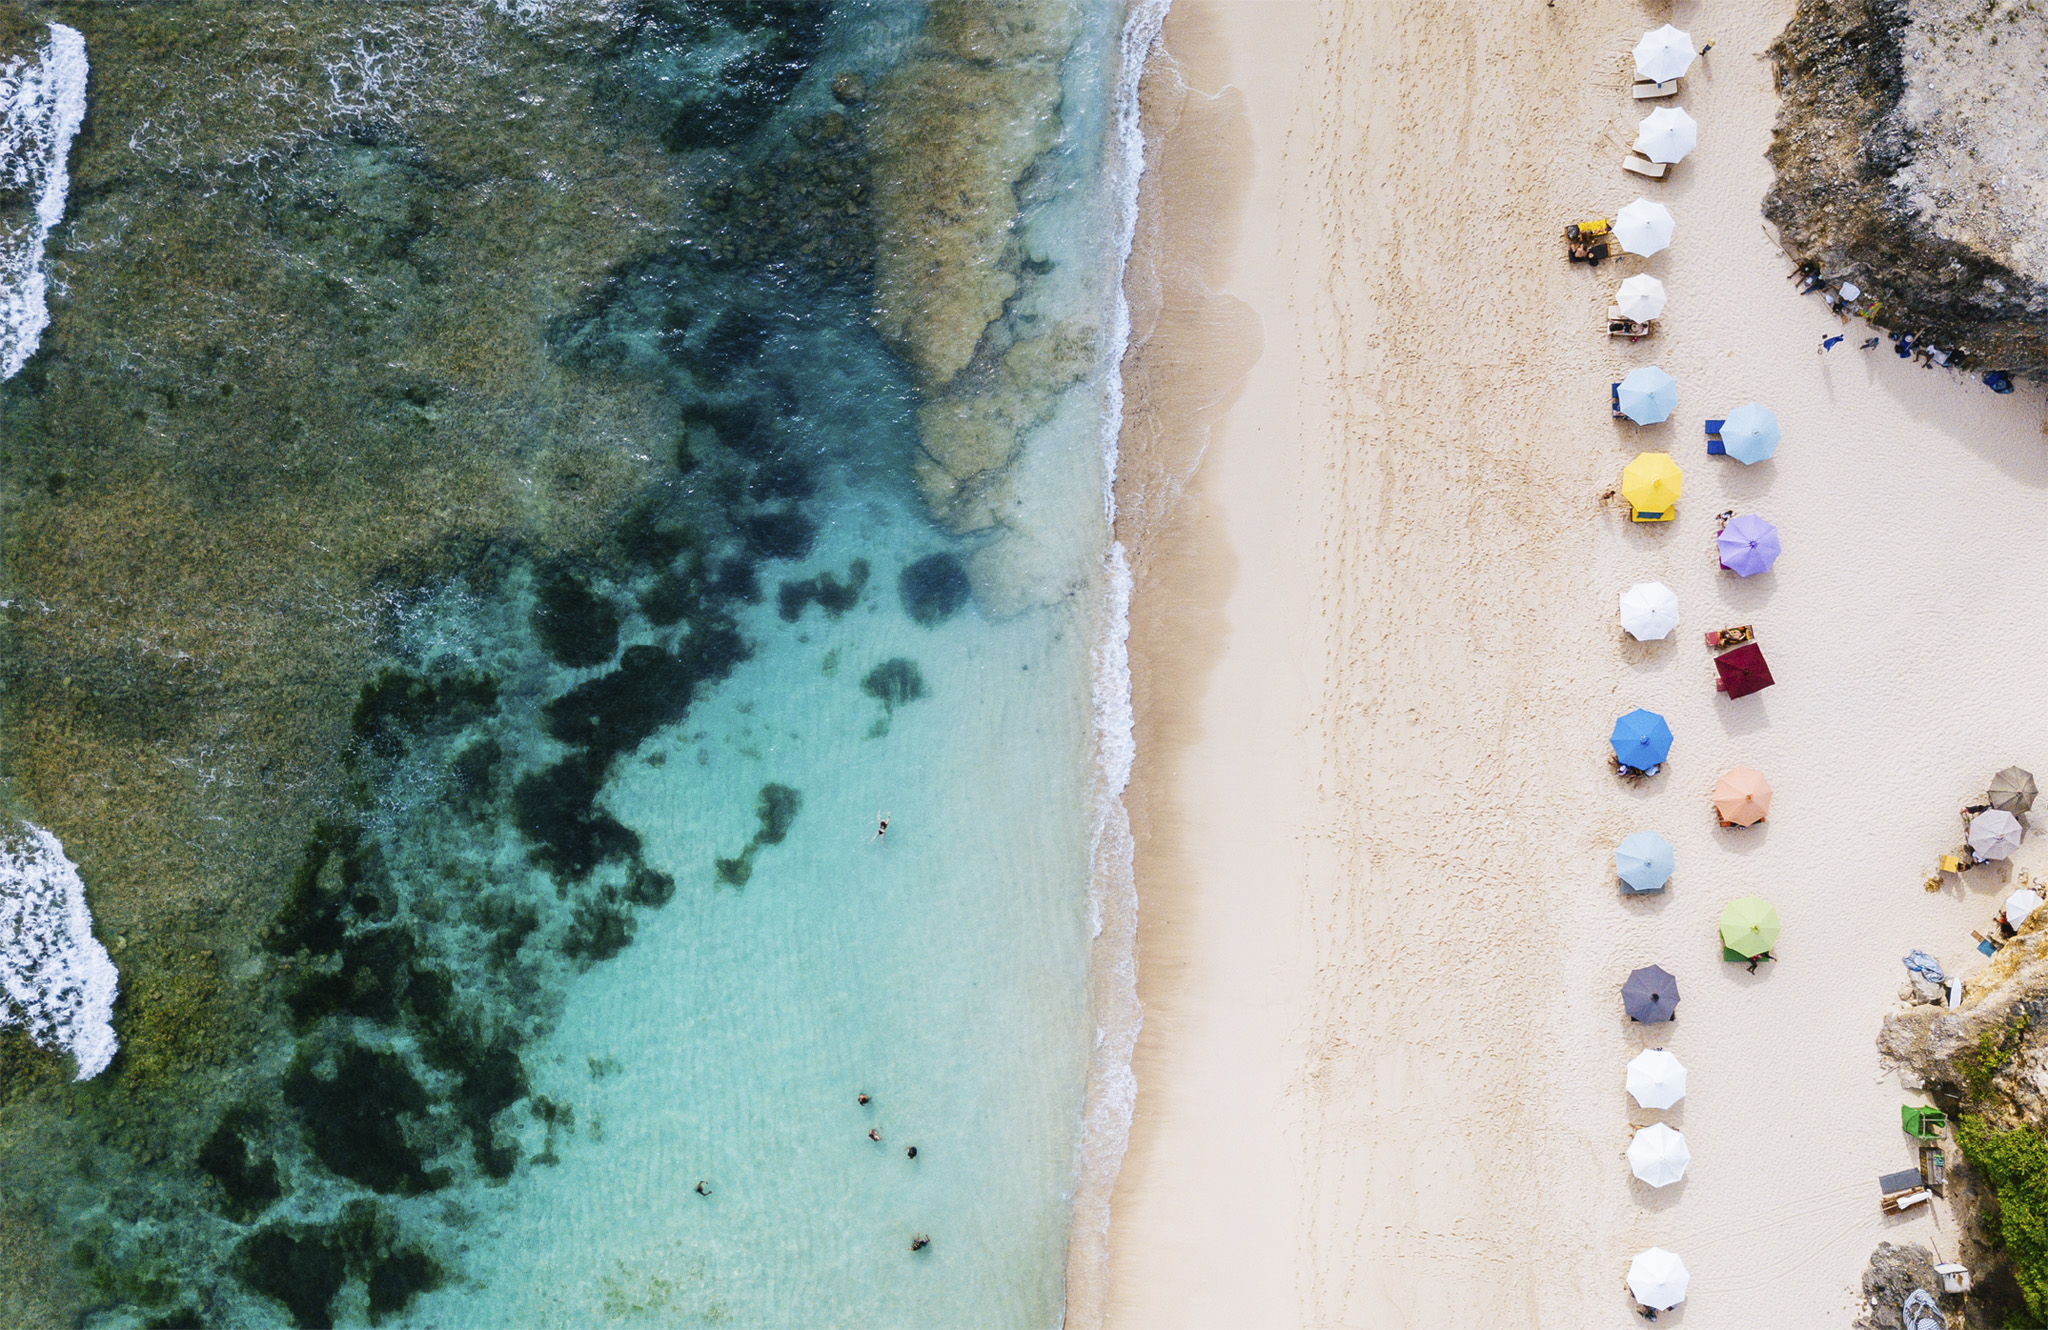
1623, 965, 1680, 1023
1990, 766, 2037, 814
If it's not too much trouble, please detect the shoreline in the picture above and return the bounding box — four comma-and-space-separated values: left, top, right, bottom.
1093, 0, 2048, 1325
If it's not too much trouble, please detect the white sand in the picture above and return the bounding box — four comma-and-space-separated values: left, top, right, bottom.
1100, 0, 2048, 1325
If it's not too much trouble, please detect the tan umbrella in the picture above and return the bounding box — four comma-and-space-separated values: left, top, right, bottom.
1990, 766, 2037, 813
1713, 767, 1772, 826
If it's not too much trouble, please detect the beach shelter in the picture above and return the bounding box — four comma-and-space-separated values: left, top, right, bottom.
1633, 24, 1697, 83
1717, 514, 1781, 576
1621, 452, 1683, 519
1628, 1123, 1691, 1187
1619, 582, 1680, 640
1611, 708, 1674, 770
1713, 767, 1772, 826
1971, 809, 2025, 861
1990, 766, 2038, 814
1628, 1247, 1691, 1311
1626, 1048, 1687, 1109
1720, 895, 1781, 958
1713, 642, 1775, 699
1614, 198, 1675, 256
1616, 831, 1675, 893
1615, 273, 1667, 322
2007, 888, 2044, 930
1721, 403, 1781, 464
1617, 367, 1679, 424
1623, 964, 1680, 1022
1635, 106, 1699, 164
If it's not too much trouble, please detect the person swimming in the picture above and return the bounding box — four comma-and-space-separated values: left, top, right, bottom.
910, 1236, 930, 1252
872, 812, 891, 842
905, 1145, 917, 1159
695, 1180, 711, 1196
857, 1093, 871, 1106
868, 1128, 882, 1142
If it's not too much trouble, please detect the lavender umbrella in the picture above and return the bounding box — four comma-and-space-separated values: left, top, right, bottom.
1717, 514, 1781, 577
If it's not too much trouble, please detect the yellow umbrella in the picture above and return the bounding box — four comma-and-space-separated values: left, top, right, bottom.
1713, 767, 1772, 826
1622, 452, 1683, 519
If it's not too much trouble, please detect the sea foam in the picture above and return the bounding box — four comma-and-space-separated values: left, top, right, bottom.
0, 822, 118, 1080
0, 21, 86, 383
1069, 0, 1173, 1317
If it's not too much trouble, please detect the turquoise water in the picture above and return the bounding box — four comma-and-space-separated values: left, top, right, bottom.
0, 1, 1130, 1324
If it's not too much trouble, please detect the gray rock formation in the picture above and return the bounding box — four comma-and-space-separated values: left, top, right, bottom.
1765, 0, 2048, 377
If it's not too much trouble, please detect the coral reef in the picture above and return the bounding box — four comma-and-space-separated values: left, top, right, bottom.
1765, 0, 2048, 376
866, 0, 1103, 601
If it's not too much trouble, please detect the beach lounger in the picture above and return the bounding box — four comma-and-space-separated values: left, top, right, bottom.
1621, 155, 1666, 180
1632, 79, 1679, 99
1607, 307, 1652, 339
1882, 1188, 1932, 1215
1704, 419, 1725, 455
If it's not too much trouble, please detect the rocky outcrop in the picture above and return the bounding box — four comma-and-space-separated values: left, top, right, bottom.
1881, 914, 2048, 1326
1765, 0, 2048, 377
866, 0, 1103, 608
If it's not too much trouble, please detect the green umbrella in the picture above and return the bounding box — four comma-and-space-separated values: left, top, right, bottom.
1719, 896, 1780, 958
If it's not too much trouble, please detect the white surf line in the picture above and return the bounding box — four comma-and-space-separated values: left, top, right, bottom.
0, 21, 87, 383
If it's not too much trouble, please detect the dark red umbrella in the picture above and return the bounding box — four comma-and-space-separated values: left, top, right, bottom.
1714, 642, 1775, 699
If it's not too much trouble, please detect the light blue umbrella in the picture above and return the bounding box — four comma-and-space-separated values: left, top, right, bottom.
1617, 832, 1675, 893
1618, 367, 1678, 424
1721, 403, 1780, 464
1610, 708, 1674, 770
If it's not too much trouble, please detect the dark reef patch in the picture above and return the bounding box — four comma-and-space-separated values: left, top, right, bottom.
778, 557, 869, 622
281, 1040, 443, 1197
900, 553, 970, 626
196, 1108, 284, 1223
513, 753, 643, 881
235, 1200, 441, 1329
715, 782, 804, 885
562, 888, 636, 966
862, 658, 927, 712
743, 509, 817, 563
531, 567, 622, 669
351, 669, 501, 757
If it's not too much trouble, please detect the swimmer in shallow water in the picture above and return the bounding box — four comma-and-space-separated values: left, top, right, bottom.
872, 812, 891, 842
695, 1180, 711, 1196
869, 1128, 882, 1142
910, 1236, 930, 1252
905, 1145, 917, 1159
858, 1093, 871, 1106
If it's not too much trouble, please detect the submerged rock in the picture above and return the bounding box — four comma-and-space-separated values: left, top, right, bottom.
1766, 0, 2048, 375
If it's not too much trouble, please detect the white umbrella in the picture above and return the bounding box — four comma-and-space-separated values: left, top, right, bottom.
1618, 582, 1679, 641
1971, 809, 2025, 861
1615, 274, 1667, 322
1633, 24, 1697, 83
1626, 1048, 1687, 1109
1635, 106, 1699, 164
1614, 199, 1675, 257
1627, 1122, 1690, 1186
1628, 1247, 1691, 1310
2007, 888, 2044, 929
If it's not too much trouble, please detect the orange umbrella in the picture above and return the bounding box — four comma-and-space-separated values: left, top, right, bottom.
1714, 767, 1772, 826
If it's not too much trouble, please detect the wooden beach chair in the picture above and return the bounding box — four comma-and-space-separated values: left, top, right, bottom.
1622, 155, 1667, 180
1607, 307, 1653, 339
1632, 79, 1679, 99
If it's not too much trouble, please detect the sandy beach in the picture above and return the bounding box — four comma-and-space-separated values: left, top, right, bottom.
1097, 0, 2048, 1325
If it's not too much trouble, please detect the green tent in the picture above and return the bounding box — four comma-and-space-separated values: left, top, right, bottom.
1720, 895, 1780, 959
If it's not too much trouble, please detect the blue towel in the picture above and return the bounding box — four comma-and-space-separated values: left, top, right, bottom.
1902, 949, 1945, 984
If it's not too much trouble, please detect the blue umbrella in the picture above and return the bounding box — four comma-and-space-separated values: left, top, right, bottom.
1721, 403, 1780, 464
1617, 832, 1675, 893
1623, 964, 1680, 1022
1618, 366, 1678, 424
1610, 708, 1674, 770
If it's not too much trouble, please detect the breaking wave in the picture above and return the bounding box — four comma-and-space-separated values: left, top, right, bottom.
0, 821, 118, 1080
0, 20, 86, 383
